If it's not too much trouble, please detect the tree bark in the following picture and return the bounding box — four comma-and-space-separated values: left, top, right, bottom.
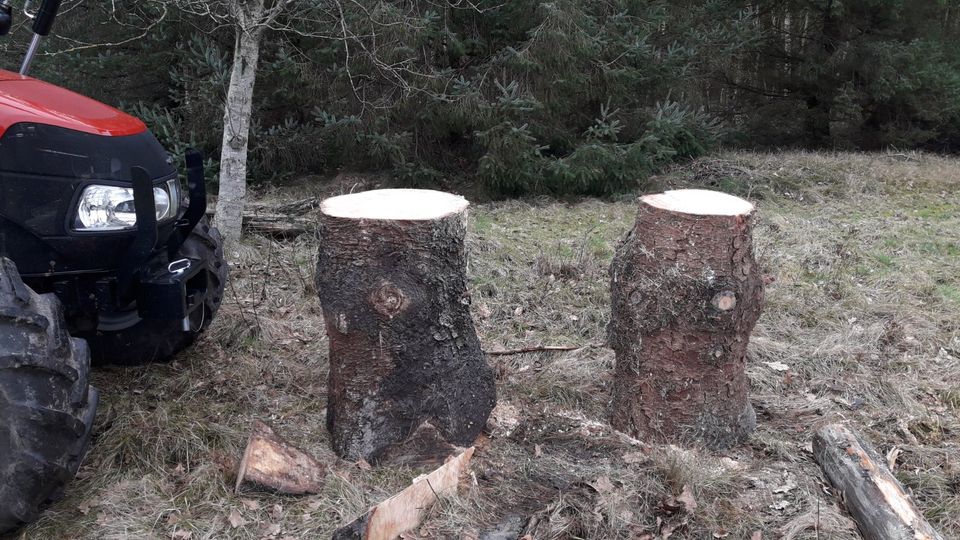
234, 420, 326, 495
314, 189, 496, 463
609, 189, 762, 450
813, 423, 944, 540
214, 0, 265, 251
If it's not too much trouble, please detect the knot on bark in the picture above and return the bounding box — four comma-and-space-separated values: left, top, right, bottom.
711, 291, 737, 311
371, 282, 407, 318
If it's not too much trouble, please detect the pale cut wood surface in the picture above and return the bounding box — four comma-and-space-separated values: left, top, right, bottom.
333, 447, 475, 540
641, 188, 754, 216
235, 420, 326, 495
321, 189, 469, 220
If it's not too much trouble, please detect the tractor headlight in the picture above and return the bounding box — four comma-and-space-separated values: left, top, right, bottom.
74, 181, 180, 231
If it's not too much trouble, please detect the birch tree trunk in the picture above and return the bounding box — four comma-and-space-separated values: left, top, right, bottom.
214, 0, 266, 251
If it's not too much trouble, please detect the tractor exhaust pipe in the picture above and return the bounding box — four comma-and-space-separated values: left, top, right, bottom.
19, 0, 61, 75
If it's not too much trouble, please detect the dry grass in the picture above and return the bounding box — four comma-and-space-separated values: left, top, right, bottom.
14, 150, 960, 539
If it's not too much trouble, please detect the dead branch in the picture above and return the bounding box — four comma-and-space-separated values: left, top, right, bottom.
485, 345, 584, 356
242, 213, 315, 237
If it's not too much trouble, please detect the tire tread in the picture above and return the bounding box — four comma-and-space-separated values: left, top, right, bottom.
0, 257, 96, 534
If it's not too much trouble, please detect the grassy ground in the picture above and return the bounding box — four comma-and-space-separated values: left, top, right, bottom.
17, 151, 960, 539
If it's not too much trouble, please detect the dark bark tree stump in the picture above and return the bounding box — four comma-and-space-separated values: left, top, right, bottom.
315, 189, 496, 463
609, 189, 763, 449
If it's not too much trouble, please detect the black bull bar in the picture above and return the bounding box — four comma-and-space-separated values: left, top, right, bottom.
117, 149, 209, 328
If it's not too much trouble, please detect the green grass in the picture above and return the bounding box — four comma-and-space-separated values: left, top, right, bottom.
18, 150, 960, 539
918, 241, 960, 257
937, 284, 960, 304
871, 252, 895, 267
472, 212, 494, 234
914, 203, 957, 220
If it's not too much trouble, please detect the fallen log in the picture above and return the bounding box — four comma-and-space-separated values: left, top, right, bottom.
242, 213, 315, 237
205, 209, 315, 238
272, 196, 322, 215
332, 446, 475, 540
235, 420, 327, 495
813, 423, 944, 540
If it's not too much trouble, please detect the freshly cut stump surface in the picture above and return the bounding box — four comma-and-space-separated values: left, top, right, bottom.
315, 189, 496, 463
609, 189, 762, 449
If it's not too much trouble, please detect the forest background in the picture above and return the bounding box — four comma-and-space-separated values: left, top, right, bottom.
3, 0, 959, 198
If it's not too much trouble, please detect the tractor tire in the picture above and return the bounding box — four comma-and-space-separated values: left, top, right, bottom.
0, 257, 98, 535
82, 218, 228, 366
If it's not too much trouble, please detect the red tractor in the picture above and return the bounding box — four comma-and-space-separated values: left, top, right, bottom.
0, 0, 227, 532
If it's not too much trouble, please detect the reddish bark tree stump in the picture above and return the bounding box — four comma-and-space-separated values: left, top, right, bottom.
609, 189, 763, 449
315, 189, 496, 463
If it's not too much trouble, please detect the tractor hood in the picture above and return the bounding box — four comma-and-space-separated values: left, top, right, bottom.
0, 69, 146, 137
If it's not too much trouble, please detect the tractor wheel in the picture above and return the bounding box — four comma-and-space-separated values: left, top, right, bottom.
83, 218, 227, 366
0, 257, 98, 535
82, 217, 228, 366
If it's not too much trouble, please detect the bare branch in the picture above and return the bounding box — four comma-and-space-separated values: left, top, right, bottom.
47, 3, 170, 55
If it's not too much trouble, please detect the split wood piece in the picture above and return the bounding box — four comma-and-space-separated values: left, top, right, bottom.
315, 189, 496, 462
332, 447, 475, 540
609, 189, 762, 450
813, 423, 944, 540
235, 420, 326, 495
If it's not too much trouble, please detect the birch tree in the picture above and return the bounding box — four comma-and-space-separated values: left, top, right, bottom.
177, 0, 290, 249
215, 0, 277, 249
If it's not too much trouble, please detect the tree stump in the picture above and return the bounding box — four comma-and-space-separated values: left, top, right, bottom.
609, 189, 763, 449
315, 189, 496, 463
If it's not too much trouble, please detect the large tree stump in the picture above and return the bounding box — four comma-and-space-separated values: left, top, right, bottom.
813, 423, 944, 540
315, 189, 496, 463
609, 189, 763, 449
